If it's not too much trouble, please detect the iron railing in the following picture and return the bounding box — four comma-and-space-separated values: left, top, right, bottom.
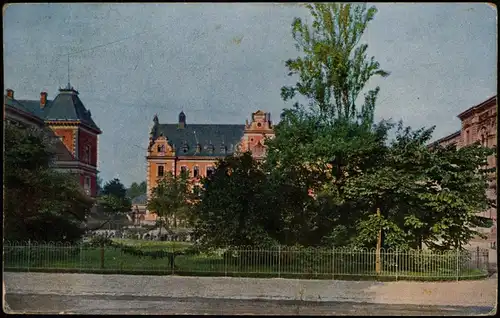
2, 241, 490, 281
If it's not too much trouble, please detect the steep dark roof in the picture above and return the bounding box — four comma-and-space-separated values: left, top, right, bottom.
17, 87, 101, 133
154, 123, 245, 156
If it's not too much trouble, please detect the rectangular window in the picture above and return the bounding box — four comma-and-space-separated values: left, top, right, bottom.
193, 166, 199, 178
85, 145, 91, 163
180, 166, 189, 176
466, 130, 470, 144
158, 165, 164, 177
206, 166, 215, 177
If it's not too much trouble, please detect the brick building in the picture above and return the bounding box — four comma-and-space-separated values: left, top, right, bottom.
145, 110, 274, 219
4, 85, 102, 197
432, 95, 497, 239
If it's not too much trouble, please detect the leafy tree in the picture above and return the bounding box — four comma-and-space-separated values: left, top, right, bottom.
127, 181, 147, 199
98, 178, 132, 217
281, 3, 389, 124
4, 121, 94, 242
192, 153, 277, 248
260, 2, 494, 251
262, 3, 391, 247
347, 123, 496, 250
147, 170, 193, 238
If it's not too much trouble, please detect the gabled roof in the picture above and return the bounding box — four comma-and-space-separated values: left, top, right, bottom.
4, 95, 45, 126
153, 123, 245, 157
17, 86, 101, 133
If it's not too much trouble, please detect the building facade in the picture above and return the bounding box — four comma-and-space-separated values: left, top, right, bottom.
4, 85, 102, 197
145, 110, 274, 217
432, 95, 497, 237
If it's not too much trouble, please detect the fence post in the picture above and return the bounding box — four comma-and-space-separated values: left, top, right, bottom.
79, 243, 83, 272
224, 248, 227, 277
332, 246, 335, 280
27, 240, 31, 272
395, 247, 399, 281
455, 248, 460, 281
278, 246, 281, 278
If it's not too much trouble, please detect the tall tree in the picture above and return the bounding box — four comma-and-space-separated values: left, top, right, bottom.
192, 152, 276, 248
98, 178, 132, 217
264, 3, 392, 247
147, 170, 193, 237
127, 181, 147, 199
4, 121, 94, 242
280, 3, 389, 124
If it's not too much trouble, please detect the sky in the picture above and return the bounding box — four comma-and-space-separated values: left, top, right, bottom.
3, 3, 497, 187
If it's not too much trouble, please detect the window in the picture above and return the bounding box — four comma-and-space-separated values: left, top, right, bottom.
157, 165, 165, 177
465, 130, 470, 144
206, 166, 215, 177
193, 166, 199, 178
84, 145, 91, 163
157, 145, 165, 153
481, 134, 487, 147
180, 166, 188, 176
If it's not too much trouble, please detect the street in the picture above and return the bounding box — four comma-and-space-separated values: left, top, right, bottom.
4, 294, 496, 315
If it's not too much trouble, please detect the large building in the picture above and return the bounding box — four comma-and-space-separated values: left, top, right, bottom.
4, 85, 102, 197
145, 110, 274, 218
432, 95, 497, 239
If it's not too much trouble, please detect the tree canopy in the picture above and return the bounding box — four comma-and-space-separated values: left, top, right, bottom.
190, 3, 495, 252
4, 121, 94, 242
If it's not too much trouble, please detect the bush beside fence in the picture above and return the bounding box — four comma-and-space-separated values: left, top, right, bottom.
2, 241, 490, 281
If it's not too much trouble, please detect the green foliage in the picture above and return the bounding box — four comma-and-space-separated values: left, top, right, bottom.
98, 178, 132, 215
4, 121, 94, 243
282, 3, 389, 124
192, 152, 278, 249
127, 181, 147, 199
190, 3, 495, 253
147, 170, 194, 230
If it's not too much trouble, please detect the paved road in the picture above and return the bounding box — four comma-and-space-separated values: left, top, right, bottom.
4, 293, 496, 315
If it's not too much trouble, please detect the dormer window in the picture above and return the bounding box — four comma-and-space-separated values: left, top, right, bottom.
157, 145, 165, 153
195, 143, 202, 153
182, 142, 189, 154
207, 144, 215, 154
220, 145, 227, 155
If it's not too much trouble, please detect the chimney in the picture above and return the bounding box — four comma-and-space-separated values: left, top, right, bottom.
6, 89, 14, 99
40, 92, 48, 109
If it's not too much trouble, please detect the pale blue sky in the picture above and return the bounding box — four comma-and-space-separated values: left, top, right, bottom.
3, 3, 497, 186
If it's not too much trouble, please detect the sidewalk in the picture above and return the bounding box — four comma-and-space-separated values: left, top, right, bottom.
4, 272, 498, 307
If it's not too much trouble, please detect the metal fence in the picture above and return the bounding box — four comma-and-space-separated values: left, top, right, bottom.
3, 241, 491, 281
